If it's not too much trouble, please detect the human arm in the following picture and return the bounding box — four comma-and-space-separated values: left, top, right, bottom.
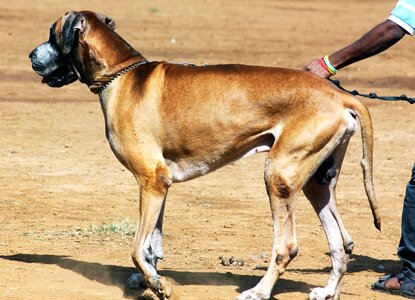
304, 20, 406, 78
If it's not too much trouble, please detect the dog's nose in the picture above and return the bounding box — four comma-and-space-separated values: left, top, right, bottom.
29, 49, 35, 59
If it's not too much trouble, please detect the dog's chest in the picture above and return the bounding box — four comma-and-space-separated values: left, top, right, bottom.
106, 129, 123, 158
100, 94, 130, 165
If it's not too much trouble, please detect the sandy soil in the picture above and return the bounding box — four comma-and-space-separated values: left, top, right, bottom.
1, 0, 414, 299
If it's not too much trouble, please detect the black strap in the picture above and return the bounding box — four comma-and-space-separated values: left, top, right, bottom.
329, 79, 415, 104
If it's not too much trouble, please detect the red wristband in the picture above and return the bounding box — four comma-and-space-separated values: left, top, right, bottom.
319, 57, 330, 73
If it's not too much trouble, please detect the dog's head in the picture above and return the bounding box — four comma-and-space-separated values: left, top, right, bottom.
29, 11, 116, 87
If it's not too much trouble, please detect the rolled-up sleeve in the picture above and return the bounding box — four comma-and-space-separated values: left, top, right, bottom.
388, 0, 415, 35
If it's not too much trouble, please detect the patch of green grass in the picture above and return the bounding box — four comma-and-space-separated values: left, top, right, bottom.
23, 219, 137, 240
95, 220, 136, 236
66, 219, 136, 237
149, 7, 159, 13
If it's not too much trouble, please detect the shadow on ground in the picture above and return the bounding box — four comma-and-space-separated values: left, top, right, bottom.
288, 253, 401, 275
0, 252, 401, 298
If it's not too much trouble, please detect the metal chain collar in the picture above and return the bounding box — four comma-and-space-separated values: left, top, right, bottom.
98, 60, 150, 94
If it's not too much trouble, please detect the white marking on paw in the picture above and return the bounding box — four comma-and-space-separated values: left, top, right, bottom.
237, 289, 266, 300
308, 287, 333, 300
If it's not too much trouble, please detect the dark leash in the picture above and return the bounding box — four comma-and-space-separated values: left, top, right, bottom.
329, 79, 415, 104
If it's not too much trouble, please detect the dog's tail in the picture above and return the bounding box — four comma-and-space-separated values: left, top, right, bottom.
344, 95, 381, 231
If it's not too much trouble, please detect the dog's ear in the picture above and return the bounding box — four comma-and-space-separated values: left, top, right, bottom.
97, 13, 116, 30
61, 12, 86, 55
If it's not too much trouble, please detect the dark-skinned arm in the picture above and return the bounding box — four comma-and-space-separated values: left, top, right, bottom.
304, 20, 407, 78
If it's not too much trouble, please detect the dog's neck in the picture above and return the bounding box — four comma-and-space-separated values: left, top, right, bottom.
86, 55, 148, 94
71, 19, 147, 93
95, 60, 150, 94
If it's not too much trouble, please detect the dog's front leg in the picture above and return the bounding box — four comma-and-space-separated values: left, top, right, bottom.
129, 165, 175, 299
128, 201, 166, 290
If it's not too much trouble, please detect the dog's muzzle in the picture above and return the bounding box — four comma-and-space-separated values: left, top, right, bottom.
29, 42, 77, 87
29, 42, 61, 75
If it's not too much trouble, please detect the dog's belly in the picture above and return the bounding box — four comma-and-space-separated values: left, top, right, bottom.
165, 159, 212, 182
164, 128, 281, 182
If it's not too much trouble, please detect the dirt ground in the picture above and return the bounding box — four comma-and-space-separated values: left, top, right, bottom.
1, 0, 414, 299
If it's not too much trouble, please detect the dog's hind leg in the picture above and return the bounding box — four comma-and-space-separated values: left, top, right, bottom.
303, 141, 353, 300
238, 156, 302, 300
238, 118, 345, 300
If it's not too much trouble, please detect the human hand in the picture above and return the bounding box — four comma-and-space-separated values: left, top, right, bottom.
304, 59, 331, 79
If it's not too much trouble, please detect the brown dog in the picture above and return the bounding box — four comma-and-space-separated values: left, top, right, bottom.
29, 11, 380, 300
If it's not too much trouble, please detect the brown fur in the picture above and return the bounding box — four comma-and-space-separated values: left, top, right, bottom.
35, 11, 380, 300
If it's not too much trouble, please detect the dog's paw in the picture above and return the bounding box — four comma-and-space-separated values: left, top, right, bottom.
237, 289, 267, 300
127, 272, 147, 289
308, 287, 334, 300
